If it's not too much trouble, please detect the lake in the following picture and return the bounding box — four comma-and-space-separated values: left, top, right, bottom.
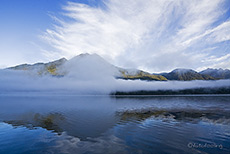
0, 93, 229, 154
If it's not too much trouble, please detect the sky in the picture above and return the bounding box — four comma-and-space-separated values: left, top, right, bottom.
0, 0, 230, 73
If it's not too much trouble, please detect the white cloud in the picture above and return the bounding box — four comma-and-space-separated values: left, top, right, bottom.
209, 21, 230, 43
42, 0, 230, 72
198, 54, 230, 71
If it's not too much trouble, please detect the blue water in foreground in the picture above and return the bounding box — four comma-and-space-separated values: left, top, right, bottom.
0, 94, 229, 154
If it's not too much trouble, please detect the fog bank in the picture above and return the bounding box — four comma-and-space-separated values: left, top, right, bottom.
0, 69, 230, 95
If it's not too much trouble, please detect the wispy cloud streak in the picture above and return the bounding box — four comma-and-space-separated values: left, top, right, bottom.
42, 0, 230, 72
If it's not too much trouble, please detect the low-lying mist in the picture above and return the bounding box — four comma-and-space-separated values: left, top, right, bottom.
0, 68, 230, 95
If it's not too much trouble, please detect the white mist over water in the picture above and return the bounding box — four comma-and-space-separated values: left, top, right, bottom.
0, 68, 229, 95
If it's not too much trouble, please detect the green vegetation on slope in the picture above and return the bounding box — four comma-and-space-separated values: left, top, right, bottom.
8, 58, 67, 77
119, 70, 167, 81
46, 65, 57, 75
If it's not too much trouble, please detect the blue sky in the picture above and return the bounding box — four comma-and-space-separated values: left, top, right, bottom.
0, 0, 66, 67
0, 0, 230, 72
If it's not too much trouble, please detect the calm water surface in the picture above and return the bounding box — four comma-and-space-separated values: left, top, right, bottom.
0, 93, 229, 154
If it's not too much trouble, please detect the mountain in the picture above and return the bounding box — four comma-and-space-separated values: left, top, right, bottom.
200, 68, 230, 79
59, 53, 122, 79
7, 54, 229, 81
7, 53, 167, 81
8, 58, 67, 76
160, 68, 215, 81
119, 69, 167, 81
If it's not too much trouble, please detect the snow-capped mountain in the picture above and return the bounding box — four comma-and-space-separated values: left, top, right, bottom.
60, 53, 121, 79
200, 68, 230, 79
160, 68, 214, 81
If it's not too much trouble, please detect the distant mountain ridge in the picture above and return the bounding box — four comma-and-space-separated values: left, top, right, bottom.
7, 53, 230, 81
159, 68, 215, 81
8, 58, 67, 76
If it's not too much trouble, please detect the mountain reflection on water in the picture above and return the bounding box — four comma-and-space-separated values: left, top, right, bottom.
5, 113, 65, 134
117, 109, 230, 124
0, 95, 229, 154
